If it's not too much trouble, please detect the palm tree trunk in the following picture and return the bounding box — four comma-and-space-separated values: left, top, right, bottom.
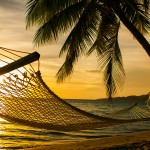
114, 7, 150, 57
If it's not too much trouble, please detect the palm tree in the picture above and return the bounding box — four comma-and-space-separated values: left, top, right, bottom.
26, 0, 150, 102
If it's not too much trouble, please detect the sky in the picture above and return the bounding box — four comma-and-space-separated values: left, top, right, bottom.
0, 0, 149, 99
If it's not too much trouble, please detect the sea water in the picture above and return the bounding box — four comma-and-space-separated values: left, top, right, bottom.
0, 99, 150, 149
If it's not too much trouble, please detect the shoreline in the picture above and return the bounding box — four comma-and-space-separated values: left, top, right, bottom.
25, 131, 150, 150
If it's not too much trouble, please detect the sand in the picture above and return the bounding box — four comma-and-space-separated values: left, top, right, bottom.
26, 131, 150, 150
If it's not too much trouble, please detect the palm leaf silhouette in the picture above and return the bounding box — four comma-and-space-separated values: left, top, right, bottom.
26, 0, 149, 100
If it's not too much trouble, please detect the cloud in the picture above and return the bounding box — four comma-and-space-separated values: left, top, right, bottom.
84, 70, 100, 73
0, 0, 25, 26
59, 81, 102, 86
0, 0, 25, 11
0, 0, 34, 52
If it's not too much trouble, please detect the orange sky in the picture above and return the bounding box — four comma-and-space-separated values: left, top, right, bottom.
0, 1, 149, 99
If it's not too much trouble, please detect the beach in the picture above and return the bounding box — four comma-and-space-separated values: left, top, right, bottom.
26, 131, 150, 150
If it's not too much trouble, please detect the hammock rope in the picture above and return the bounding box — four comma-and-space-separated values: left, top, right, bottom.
102, 94, 150, 119
0, 47, 149, 131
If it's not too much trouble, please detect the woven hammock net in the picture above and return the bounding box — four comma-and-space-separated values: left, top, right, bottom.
0, 47, 150, 131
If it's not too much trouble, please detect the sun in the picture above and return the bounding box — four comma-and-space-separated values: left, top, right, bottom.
0, 118, 6, 122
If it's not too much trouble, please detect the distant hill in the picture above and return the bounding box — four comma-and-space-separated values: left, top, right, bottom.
98, 95, 148, 102
65, 94, 149, 104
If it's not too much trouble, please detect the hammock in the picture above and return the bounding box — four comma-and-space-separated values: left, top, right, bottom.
0, 47, 149, 131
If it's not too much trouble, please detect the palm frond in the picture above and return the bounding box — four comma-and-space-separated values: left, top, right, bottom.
88, 12, 119, 55
56, 1, 101, 82
100, 43, 125, 103
26, 0, 40, 27
87, 12, 115, 55
60, 1, 101, 56
33, 1, 87, 46
120, 0, 150, 34
26, 0, 85, 28
95, 14, 125, 102
143, 0, 149, 11
56, 51, 75, 83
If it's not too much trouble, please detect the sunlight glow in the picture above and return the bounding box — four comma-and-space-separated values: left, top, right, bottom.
0, 118, 6, 122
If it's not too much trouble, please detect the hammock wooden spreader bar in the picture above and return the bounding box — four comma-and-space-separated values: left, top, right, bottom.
0, 52, 40, 75
0, 47, 149, 131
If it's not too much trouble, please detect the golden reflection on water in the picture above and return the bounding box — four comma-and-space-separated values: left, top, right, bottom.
0, 118, 25, 149
0, 118, 7, 150
0, 117, 48, 149
0, 118, 23, 149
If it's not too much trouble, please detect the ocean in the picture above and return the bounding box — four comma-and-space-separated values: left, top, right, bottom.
0, 99, 150, 149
